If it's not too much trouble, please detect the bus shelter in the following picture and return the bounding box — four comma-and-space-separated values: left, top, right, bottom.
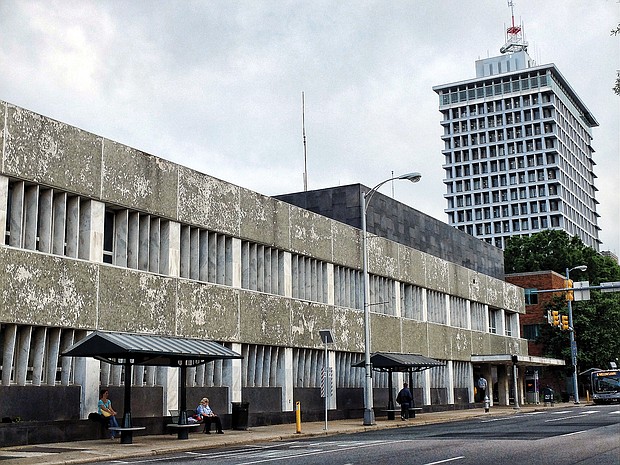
63, 331, 242, 443
354, 352, 444, 419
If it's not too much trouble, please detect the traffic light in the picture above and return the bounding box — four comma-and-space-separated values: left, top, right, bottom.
565, 279, 574, 301
551, 310, 560, 326
561, 315, 569, 331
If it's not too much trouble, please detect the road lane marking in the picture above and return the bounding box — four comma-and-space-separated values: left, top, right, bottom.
233, 440, 402, 465
561, 430, 587, 437
424, 457, 465, 465
480, 415, 525, 423
545, 411, 597, 422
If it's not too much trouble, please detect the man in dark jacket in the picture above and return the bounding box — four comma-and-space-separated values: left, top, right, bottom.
396, 383, 413, 420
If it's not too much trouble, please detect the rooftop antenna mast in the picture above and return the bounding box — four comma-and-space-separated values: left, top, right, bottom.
500, 1, 527, 54
302, 92, 308, 191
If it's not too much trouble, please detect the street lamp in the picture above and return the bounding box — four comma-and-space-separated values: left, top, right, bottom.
566, 264, 587, 404
361, 172, 421, 426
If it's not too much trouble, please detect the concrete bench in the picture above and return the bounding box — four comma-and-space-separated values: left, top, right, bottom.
108, 426, 146, 444
168, 410, 202, 440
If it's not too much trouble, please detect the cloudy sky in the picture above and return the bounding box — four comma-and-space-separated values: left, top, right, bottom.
1, 0, 618, 255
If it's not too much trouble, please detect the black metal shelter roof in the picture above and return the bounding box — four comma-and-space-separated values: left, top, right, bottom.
62, 331, 242, 367
353, 352, 444, 373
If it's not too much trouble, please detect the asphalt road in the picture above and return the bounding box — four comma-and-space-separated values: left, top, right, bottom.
102, 405, 620, 465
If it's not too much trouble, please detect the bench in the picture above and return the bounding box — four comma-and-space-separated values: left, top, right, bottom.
108, 426, 146, 444
167, 409, 202, 440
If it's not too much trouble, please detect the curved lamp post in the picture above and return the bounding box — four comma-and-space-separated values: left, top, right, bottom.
566, 264, 587, 404
361, 172, 422, 426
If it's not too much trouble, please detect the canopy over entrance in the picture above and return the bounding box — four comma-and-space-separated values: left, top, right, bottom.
63, 331, 242, 443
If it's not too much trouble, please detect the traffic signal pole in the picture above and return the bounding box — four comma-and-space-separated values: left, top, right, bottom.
567, 292, 579, 404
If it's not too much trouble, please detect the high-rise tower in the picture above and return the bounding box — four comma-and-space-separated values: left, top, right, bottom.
433, 6, 600, 250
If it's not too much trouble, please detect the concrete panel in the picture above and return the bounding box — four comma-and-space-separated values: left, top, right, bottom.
425, 255, 451, 294
330, 220, 361, 270
2, 104, 102, 197
397, 245, 426, 287
488, 333, 508, 354
401, 319, 429, 355
504, 282, 525, 314
176, 280, 240, 341
450, 327, 474, 361
239, 191, 290, 248
101, 140, 178, 218
427, 323, 452, 359
290, 300, 333, 349
288, 206, 333, 262
370, 313, 401, 353
97, 266, 176, 333
239, 292, 291, 346
451, 265, 472, 300
178, 166, 240, 237
470, 331, 488, 356
484, 275, 506, 309
333, 306, 364, 353
468, 269, 483, 303
368, 236, 399, 278
507, 337, 528, 356
0, 248, 97, 327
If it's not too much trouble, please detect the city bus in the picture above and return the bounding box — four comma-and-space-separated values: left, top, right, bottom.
591, 370, 620, 404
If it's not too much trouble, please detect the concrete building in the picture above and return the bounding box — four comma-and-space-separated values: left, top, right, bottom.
0, 100, 554, 445
433, 20, 600, 251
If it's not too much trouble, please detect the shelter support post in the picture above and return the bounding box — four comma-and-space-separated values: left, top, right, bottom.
387, 370, 395, 420
177, 362, 190, 439
121, 360, 134, 444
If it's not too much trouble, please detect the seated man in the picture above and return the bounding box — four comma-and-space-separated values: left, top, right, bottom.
196, 397, 224, 434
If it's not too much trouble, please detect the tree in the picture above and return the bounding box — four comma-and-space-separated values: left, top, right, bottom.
505, 231, 620, 370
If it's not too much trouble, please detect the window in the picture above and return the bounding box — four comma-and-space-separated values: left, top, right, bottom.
523, 324, 541, 341
524, 289, 539, 305
488, 308, 499, 334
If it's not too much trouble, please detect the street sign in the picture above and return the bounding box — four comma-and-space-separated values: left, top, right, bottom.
600, 281, 620, 293
573, 281, 590, 301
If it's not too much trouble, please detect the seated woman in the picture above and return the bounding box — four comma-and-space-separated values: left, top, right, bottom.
98, 389, 120, 439
196, 397, 224, 434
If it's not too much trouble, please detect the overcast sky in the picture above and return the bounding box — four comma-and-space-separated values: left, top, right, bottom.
1, 0, 618, 255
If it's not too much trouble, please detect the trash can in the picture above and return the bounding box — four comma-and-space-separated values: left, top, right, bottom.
231, 402, 249, 430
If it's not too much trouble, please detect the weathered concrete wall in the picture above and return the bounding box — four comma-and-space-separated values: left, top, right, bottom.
0, 248, 98, 328
101, 140, 178, 218
274, 185, 506, 279
2, 103, 102, 198
0, 100, 526, 356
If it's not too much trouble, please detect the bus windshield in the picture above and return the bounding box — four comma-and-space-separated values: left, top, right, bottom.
592, 371, 620, 393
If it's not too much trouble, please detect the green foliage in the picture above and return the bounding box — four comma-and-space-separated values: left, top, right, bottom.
506, 230, 620, 369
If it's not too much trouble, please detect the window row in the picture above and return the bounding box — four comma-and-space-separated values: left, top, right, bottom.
447, 110, 554, 135
445, 152, 556, 170
439, 75, 550, 107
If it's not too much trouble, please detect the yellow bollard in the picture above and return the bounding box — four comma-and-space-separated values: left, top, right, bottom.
586, 390, 590, 403
295, 401, 301, 433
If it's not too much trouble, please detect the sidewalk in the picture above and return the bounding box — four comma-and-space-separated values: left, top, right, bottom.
0, 404, 574, 465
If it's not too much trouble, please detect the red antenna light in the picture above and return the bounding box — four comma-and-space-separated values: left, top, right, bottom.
501, 0, 527, 54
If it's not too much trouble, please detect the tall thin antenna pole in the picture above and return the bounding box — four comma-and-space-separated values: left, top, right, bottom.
302, 92, 308, 191
391, 170, 395, 198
